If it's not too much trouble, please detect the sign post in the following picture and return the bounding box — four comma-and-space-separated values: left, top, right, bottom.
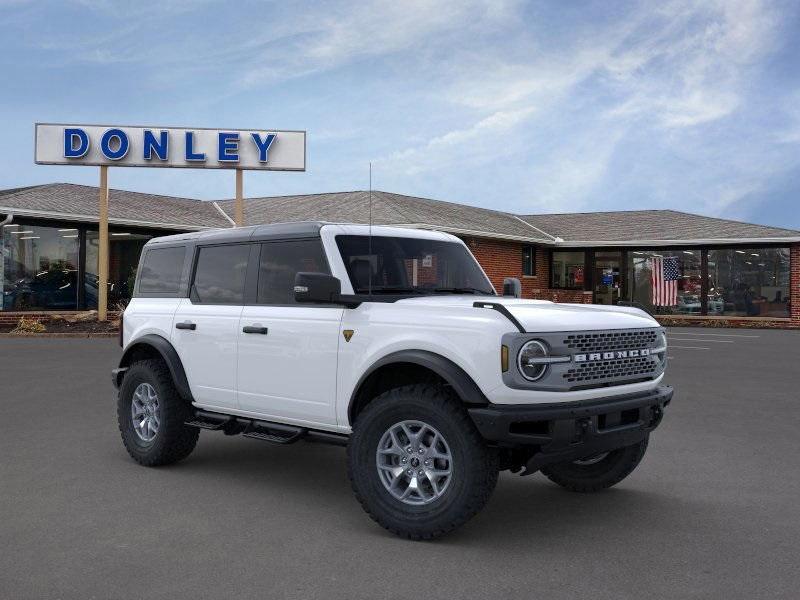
34, 123, 306, 319
98, 166, 109, 320
235, 169, 244, 227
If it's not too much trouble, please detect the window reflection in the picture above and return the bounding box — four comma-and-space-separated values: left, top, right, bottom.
627, 250, 702, 315
551, 251, 585, 289
707, 248, 790, 318
85, 229, 152, 308
1, 224, 79, 310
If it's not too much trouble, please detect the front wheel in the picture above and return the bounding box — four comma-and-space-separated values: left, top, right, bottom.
540, 437, 649, 493
117, 359, 199, 467
347, 384, 498, 540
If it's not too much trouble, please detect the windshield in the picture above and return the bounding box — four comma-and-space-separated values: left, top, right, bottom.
335, 235, 495, 296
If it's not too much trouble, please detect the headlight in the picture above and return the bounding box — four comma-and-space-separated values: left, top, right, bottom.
654, 330, 668, 365
517, 340, 549, 381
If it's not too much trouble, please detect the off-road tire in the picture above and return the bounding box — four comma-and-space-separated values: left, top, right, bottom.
117, 359, 199, 466
540, 436, 649, 493
347, 384, 498, 540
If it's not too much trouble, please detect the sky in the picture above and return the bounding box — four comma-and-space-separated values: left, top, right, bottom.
1, 0, 799, 229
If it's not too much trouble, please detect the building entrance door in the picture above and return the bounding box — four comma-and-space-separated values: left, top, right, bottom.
593, 251, 622, 305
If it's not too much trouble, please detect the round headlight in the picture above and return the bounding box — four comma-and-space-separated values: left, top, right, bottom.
518, 340, 549, 381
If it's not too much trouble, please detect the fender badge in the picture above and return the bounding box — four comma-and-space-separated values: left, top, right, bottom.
343, 329, 354, 342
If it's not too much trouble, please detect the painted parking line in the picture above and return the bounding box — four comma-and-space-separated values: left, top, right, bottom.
668, 337, 733, 343
667, 345, 711, 350
666, 332, 760, 338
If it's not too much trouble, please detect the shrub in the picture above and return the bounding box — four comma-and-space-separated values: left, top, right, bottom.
11, 317, 46, 334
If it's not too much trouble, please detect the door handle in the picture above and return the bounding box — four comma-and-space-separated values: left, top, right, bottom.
176, 322, 196, 330
242, 325, 269, 335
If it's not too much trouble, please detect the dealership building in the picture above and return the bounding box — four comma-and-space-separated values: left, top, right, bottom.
1, 182, 798, 328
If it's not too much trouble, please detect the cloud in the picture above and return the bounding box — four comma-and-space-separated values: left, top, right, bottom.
238, 0, 520, 88
1, 0, 798, 227
373, 0, 796, 217
379, 106, 536, 175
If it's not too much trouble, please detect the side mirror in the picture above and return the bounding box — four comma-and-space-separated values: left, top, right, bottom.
294, 272, 342, 304
503, 277, 521, 298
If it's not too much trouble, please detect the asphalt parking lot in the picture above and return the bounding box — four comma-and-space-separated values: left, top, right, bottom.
1, 327, 799, 599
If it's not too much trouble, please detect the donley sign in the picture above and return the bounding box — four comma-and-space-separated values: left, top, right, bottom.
33, 122, 306, 321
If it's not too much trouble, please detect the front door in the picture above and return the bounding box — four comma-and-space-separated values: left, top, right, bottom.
236, 239, 343, 427
171, 243, 251, 411
593, 251, 622, 305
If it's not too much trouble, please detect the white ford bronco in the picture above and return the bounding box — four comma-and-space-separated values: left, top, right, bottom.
114, 222, 672, 539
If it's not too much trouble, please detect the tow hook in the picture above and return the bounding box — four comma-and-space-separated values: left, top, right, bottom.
650, 406, 664, 427
576, 417, 590, 441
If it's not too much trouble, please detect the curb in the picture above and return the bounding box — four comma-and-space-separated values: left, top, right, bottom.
0, 332, 118, 339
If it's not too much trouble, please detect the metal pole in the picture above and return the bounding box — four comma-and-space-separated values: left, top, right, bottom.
98, 166, 109, 321
235, 168, 244, 227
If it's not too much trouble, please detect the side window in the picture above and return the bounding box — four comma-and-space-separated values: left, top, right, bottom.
191, 244, 249, 304
522, 245, 536, 276
257, 239, 329, 304
138, 246, 186, 295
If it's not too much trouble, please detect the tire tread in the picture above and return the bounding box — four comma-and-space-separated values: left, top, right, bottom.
347, 384, 498, 540
117, 358, 199, 467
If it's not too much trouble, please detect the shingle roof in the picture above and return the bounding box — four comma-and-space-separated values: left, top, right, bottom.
215, 190, 552, 243
1, 183, 798, 244
0, 183, 228, 229
520, 210, 800, 244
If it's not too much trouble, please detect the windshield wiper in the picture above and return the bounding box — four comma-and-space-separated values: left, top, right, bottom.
353, 286, 427, 295
431, 287, 492, 295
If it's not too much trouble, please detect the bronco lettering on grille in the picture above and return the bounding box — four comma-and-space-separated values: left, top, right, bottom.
574, 348, 651, 362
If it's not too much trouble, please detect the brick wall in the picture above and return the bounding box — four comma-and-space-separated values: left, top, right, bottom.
463, 237, 543, 297
461, 236, 593, 304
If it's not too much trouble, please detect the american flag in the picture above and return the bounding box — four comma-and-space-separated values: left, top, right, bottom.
651, 256, 679, 306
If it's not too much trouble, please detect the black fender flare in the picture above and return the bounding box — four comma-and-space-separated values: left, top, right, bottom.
116, 334, 194, 402
348, 349, 488, 423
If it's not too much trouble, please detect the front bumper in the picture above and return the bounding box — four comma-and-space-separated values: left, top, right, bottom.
468, 385, 672, 473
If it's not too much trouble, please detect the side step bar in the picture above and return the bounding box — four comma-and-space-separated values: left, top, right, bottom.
185, 410, 348, 447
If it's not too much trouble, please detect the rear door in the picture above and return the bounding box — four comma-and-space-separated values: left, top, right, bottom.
172, 243, 253, 412
237, 238, 343, 427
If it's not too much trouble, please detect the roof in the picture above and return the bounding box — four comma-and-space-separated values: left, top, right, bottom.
215, 190, 553, 243
520, 209, 800, 245
1, 183, 798, 245
0, 183, 228, 230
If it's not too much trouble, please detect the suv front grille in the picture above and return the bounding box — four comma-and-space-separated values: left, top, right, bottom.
563, 330, 658, 353
501, 327, 666, 392
563, 356, 656, 385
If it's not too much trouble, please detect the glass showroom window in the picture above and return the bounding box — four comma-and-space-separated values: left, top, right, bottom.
627, 249, 702, 315
551, 251, 585, 289
707, 248, 790, 318
1, 223, 80, 310
85, 229, 153, 308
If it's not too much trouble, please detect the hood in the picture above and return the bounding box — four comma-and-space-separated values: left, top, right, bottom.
395, 295, 659, 332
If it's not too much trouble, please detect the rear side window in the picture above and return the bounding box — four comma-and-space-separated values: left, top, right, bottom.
257, 239, 329, 304
138, 247, 186, 295
192, 244, 250, 304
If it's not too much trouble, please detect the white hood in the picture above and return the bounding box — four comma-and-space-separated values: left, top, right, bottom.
396, 295, 659, 332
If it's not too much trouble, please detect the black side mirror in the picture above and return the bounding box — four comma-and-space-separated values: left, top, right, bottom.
503, 277, 521, 298
294, 272, 342, 304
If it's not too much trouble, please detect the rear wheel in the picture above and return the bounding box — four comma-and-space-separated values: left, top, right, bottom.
540, 437, 649, 493
117, 359, 199, 466
347, 384, 498, 540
